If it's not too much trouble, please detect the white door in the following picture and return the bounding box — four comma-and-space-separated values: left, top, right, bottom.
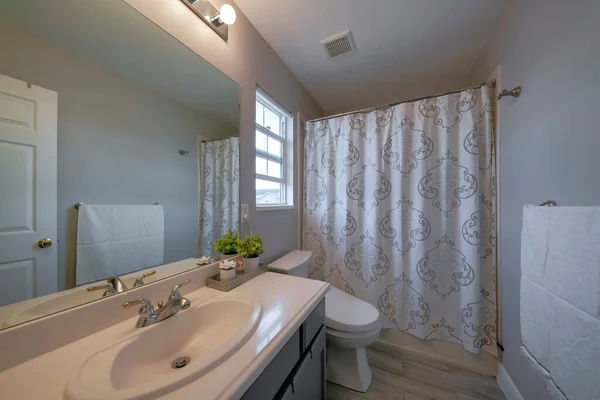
0, 74, 57, 307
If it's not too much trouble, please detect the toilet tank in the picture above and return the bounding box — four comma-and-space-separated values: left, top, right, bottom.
268, 250, 312, 278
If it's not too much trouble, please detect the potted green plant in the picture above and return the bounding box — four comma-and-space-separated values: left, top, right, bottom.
237, 234, 265, 272
214, 230, 239, 256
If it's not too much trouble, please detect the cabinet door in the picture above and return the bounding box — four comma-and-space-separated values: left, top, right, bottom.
241, 329, 301, 400
280, 383, 294, 400
301, 299, 325, 353
285, 326, 326, 400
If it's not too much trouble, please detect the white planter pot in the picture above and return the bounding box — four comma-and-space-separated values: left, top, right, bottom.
243, 257, 260, 272
220, 268, 236, 281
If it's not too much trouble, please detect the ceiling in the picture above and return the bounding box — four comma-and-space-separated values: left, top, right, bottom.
0, 0, 240, 128
235, 0, 507, 114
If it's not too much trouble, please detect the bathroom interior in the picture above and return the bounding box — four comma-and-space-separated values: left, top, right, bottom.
0, 0, 598, 399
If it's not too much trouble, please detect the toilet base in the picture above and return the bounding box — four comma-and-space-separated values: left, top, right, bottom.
327, 345, 372, 392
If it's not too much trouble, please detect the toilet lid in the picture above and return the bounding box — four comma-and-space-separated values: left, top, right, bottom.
325, 286, 380, 333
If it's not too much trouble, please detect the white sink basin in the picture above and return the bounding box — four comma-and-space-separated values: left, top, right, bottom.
65, 293, 262, 400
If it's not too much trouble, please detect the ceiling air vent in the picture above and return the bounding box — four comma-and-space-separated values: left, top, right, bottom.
321, 30, 354, 59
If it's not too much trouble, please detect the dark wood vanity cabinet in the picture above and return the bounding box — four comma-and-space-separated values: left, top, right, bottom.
278, 327, 326, 399
241, 300, 326, 400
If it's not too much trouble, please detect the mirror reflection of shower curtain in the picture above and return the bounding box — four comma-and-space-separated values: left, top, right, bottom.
198, 137, 240, 256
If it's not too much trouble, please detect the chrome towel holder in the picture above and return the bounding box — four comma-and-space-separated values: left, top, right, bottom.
74, 202, 159, 209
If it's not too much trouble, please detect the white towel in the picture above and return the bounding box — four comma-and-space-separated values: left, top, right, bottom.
76, 205, 164, 285
522, 205, 600, 318
521, 276, 600, 399
521, 206, 600, 400
520, 275, 552, 367
520, 346, 567, 400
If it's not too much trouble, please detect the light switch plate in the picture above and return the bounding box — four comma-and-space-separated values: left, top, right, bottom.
241, 204, 249, 221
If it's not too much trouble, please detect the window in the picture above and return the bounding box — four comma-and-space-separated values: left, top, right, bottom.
255, 89, 293, 209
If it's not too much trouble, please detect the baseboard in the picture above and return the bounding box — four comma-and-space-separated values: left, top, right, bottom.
373, 330, 497, 376
497, 363, 524, 400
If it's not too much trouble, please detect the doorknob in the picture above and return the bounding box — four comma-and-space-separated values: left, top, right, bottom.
37, 238, 53, 248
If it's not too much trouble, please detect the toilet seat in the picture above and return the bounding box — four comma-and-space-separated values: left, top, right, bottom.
325, 286, 380, 333
326, 325, 381, 349
326, 325, 381, 340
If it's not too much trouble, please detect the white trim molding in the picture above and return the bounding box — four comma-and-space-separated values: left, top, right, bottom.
497, 363, 524, 400
490, 65, 503, 353
295, 111, 306, 250
256, 205, 295, 212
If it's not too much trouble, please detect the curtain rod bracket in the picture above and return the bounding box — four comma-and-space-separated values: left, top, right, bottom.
497, 86, 522, 100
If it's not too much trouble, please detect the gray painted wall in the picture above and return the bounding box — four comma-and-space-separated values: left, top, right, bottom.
469, 1, 600, 398
0, 22, 237, 291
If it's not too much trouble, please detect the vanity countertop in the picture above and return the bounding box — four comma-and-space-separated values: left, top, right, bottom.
0, 272, 330, 400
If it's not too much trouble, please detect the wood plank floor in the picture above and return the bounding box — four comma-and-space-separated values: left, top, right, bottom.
327, 346, 505, 400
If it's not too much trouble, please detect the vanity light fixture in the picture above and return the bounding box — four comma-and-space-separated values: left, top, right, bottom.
180, 0, 236, 41
218, 4, 236, 25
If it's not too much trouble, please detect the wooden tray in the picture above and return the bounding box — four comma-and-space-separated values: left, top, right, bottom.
205, 264, 269, 292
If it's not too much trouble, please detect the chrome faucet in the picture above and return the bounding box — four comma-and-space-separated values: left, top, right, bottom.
86, 270, 156, 297
122, 279, 192, 328
133, 270, 156, 287
87, 276, 129, 297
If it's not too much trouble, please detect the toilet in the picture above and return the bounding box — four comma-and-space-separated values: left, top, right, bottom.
269, 250, 381, 392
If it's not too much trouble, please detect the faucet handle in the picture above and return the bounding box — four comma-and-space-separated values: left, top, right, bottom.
123, 299, 142, 308
87, 284, 116, 297
133, 270, 156, 287
169, 279, 191, 300
87, 284, 106, 292
122, 298, 154, 312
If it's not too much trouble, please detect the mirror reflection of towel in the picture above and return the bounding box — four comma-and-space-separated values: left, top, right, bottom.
76, 205, 164, 286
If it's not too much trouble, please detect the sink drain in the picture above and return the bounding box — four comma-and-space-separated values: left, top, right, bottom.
171, 356, 190, 369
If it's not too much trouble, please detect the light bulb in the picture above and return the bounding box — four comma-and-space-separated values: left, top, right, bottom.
219, 4, 236, 25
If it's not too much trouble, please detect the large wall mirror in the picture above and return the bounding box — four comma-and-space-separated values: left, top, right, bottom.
0, 1, 240, 330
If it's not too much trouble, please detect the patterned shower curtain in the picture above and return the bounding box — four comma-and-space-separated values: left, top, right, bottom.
198, 137, 240, 256
303, 85, 497, 355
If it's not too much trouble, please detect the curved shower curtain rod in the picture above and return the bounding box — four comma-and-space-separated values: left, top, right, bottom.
308, 80, 510, 123
200, 135, 240, 144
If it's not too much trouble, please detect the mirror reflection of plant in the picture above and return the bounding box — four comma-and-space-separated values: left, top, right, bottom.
237, 234, 265, 259
214, 230, 239, 255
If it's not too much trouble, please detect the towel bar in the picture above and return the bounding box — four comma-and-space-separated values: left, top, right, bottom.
74, 202, 160, 209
